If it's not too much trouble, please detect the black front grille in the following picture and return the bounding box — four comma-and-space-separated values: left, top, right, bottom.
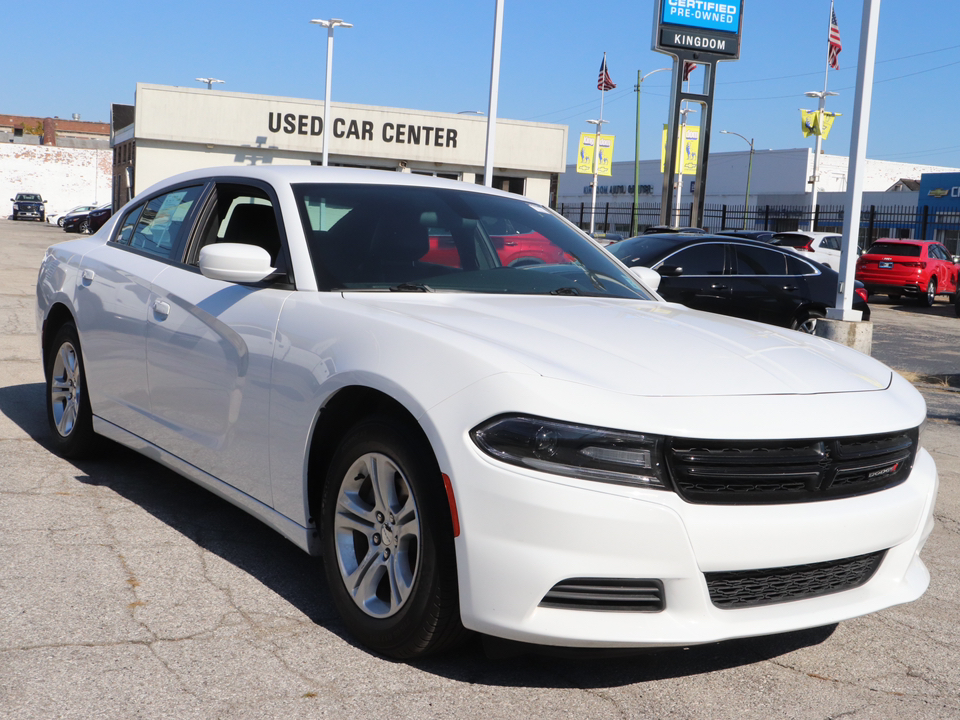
666, 428, 918, 505
540, 578, 664, 612
705, 551, 886, 608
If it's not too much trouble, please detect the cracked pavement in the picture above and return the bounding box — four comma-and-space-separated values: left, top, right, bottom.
1, 219, 958, 719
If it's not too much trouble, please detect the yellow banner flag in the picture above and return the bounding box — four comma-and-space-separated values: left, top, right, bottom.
577, 132, 615, 176
817, 111, 839, 140
801, 109, 818, 138
661, 124, 700, 174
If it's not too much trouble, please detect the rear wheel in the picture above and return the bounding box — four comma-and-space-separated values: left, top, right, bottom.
888, 293, 901, 303
45, 322, 99, 458
79, 218, 91, 234
321, 416, 465, 658
57, 217, 65, 227
920, 278, 936, 307
791, 308, 825, 334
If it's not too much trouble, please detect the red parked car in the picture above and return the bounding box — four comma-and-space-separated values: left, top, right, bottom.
425, 230, 569, 268
855, 239, 959, 306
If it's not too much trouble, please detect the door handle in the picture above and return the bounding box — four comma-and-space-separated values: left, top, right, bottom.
782, 285, 798, 291
709, 284, 728, 290
153, 300, 170, 318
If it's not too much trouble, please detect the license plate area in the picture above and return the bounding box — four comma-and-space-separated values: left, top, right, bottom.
879, 261, 893, 269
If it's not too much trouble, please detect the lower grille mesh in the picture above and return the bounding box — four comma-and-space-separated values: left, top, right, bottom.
705, 551, 886, 608
540, 578, 665, 612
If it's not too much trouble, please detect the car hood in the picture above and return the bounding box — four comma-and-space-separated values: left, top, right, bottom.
344, 294, 891, 398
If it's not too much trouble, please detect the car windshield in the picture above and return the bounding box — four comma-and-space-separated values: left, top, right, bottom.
865, 242, 921, 257
17, 194, 41, 202
293, 183, 652, 299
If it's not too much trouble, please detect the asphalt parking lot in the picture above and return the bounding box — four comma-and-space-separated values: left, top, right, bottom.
1, 218, 958, 720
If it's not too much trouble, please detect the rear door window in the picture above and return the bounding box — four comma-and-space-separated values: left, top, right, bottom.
733, 245, 788, 276
129, 186, 204, 260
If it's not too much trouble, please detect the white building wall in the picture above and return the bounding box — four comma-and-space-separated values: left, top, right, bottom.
556, 148, 960, 208
128, 84, 565, 207
1, 144, 111, 218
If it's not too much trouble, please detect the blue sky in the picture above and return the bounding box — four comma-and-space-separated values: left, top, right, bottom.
5, 0, 960, 169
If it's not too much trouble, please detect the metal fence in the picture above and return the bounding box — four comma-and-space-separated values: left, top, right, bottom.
558, 202, 960, 255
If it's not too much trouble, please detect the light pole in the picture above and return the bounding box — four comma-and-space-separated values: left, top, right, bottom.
484, 0, 505, 189
310, 17, 353, 167
587, 118, 609, 234
632, 68, 670, 237
720, 130, 754, 229
805, 88, 838, 230
195, 78, 224, 90
674, 106, 697, 227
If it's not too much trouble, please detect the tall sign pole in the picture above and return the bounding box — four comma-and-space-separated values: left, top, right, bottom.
652, 1, 743, 228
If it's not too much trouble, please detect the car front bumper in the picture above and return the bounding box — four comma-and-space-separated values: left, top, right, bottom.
429, 377, 938, 648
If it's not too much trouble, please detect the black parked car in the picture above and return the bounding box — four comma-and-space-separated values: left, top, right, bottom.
610, 233, 870, 333
11, 193, 46, 221
63, 202, 111, 234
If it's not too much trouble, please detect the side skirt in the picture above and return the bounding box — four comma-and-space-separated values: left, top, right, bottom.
92, 416, 320, 555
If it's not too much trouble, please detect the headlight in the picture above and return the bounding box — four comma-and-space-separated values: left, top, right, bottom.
471, 414, 668, 489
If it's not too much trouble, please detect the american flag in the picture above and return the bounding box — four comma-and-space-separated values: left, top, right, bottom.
598, 56, 616, 91
683, 62, 697, 82
828, 7, 842, 70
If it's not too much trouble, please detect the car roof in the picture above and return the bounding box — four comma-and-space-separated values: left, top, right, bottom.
136, 165, 522, 204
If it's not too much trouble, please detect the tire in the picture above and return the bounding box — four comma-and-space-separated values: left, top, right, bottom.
791, 308, 825, 334
79, 218, 91, 234
321, 416, 465, 659
920, 278, 936, 307
888, 294, 901, 303
39, 214, 45, 223
45, 322, 99, 458
57, 217, 65, 227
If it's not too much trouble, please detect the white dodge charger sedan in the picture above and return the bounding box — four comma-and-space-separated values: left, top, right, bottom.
36, 166, 937, 658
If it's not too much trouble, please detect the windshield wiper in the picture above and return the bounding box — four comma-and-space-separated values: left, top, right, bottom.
389, 282, 433, 292
550, 286, 581, 296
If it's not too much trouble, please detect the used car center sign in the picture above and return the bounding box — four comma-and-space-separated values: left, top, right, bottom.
655, 0, 743, 58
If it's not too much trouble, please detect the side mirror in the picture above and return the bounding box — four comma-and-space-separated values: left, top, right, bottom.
628, 265, 662, 292
658, 264, 683, 277
199, 243, 276, 283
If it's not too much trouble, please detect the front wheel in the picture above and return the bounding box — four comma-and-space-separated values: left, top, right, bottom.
45, 322, 99, 458
920, 278, 936, 307
321, 416, 465, 658
791, 308, 825, 334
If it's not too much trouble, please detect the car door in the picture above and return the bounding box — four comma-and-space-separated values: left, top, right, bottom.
931, 244, 958, 293
74, 199, 173, 437
653, 242, 732, 316
726, 244, 801, 326
817, 235, 842, 267
143, 181, 295, 505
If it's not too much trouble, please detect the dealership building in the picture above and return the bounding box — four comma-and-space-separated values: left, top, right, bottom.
110, 83, 568, 210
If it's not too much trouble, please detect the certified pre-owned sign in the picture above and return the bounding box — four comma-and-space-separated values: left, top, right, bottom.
661, 0, 741, 34
654, 0, 743, 60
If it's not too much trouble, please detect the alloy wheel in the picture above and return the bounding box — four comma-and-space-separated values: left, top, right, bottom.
332, 452, 421, 618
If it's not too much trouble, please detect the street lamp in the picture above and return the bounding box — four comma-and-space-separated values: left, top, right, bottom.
195, 78, 224, 90
805, 89, 838, 230
587, 118, 609, 234
632, 68, 670, 236
720, 130, 755, 229
310, 17, 353, 167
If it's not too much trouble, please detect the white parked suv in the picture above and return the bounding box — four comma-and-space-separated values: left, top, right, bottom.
772, 231, 844, 268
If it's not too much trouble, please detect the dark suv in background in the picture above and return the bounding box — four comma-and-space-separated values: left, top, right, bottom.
11, 193, 46, 221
